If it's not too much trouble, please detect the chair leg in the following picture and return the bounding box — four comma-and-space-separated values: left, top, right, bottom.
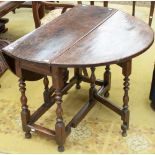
52, 67, 66, 152
132, 1, 136, 16
149, 1, 155, 26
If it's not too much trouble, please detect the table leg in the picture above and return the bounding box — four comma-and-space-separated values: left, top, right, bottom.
19, 78, 31, 138
104, 65, 111, 97
52, 67, 66, 152
43, 76, 50, 103
121, 61, 131, 137
62, 68, 69, 85
89, 67, 96, 102
82, 68, 89, 77
74, 68, 82, 89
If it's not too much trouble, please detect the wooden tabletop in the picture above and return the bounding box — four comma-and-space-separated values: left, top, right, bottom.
2, 5, 154, 67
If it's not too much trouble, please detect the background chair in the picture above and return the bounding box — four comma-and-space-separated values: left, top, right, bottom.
132, 1, 155, 26
32, 1, 75, 28
0, 1, 24, 33
0, 1, 24, 76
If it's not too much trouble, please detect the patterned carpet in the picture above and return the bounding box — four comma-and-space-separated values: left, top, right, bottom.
0, 2, 155, 154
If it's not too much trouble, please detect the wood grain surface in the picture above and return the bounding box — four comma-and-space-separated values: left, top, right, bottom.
2, 5, 154, 68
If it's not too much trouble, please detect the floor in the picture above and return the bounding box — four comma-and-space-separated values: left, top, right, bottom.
0, 2, 155, 154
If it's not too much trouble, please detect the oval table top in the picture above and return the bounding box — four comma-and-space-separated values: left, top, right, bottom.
2, 5, 154, 67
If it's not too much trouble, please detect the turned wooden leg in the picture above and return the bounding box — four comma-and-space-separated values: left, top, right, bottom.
43, 76, 50, 103
121, 61, 131, 137
62, 68, 69, 85
52, 67, 66, 152
55, 89, 65, 152
104, 65, 111, 97
89, 67, 96, 102
47, 69, 68, 97
74, 68, 82, 89
121, 75, 130, 137
82, 68, 89, 77
19, 78, 31, 139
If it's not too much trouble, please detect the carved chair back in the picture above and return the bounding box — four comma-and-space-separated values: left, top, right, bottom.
32, 1, 74, 28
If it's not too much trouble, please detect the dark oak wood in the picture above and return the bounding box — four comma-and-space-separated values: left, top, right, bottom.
43, 76, 50, 103
28, 124, 55, 138
94, 93, 122, 116
89, 67, 96, 102
1, 5, 154, 152
74, 68, 82, 89
32, 1, 76, 104
104, 65, 111, 97
29, 76, 77, 124
2, 6, 153, 69
19, 78, 31, 138
52, 67, 66, 152
80, 75, 104, 86
66, 67, 97, 130
121, 60, 131, 137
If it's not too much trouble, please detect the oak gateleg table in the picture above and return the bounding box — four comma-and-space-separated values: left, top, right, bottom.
1, 5, 154, 152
